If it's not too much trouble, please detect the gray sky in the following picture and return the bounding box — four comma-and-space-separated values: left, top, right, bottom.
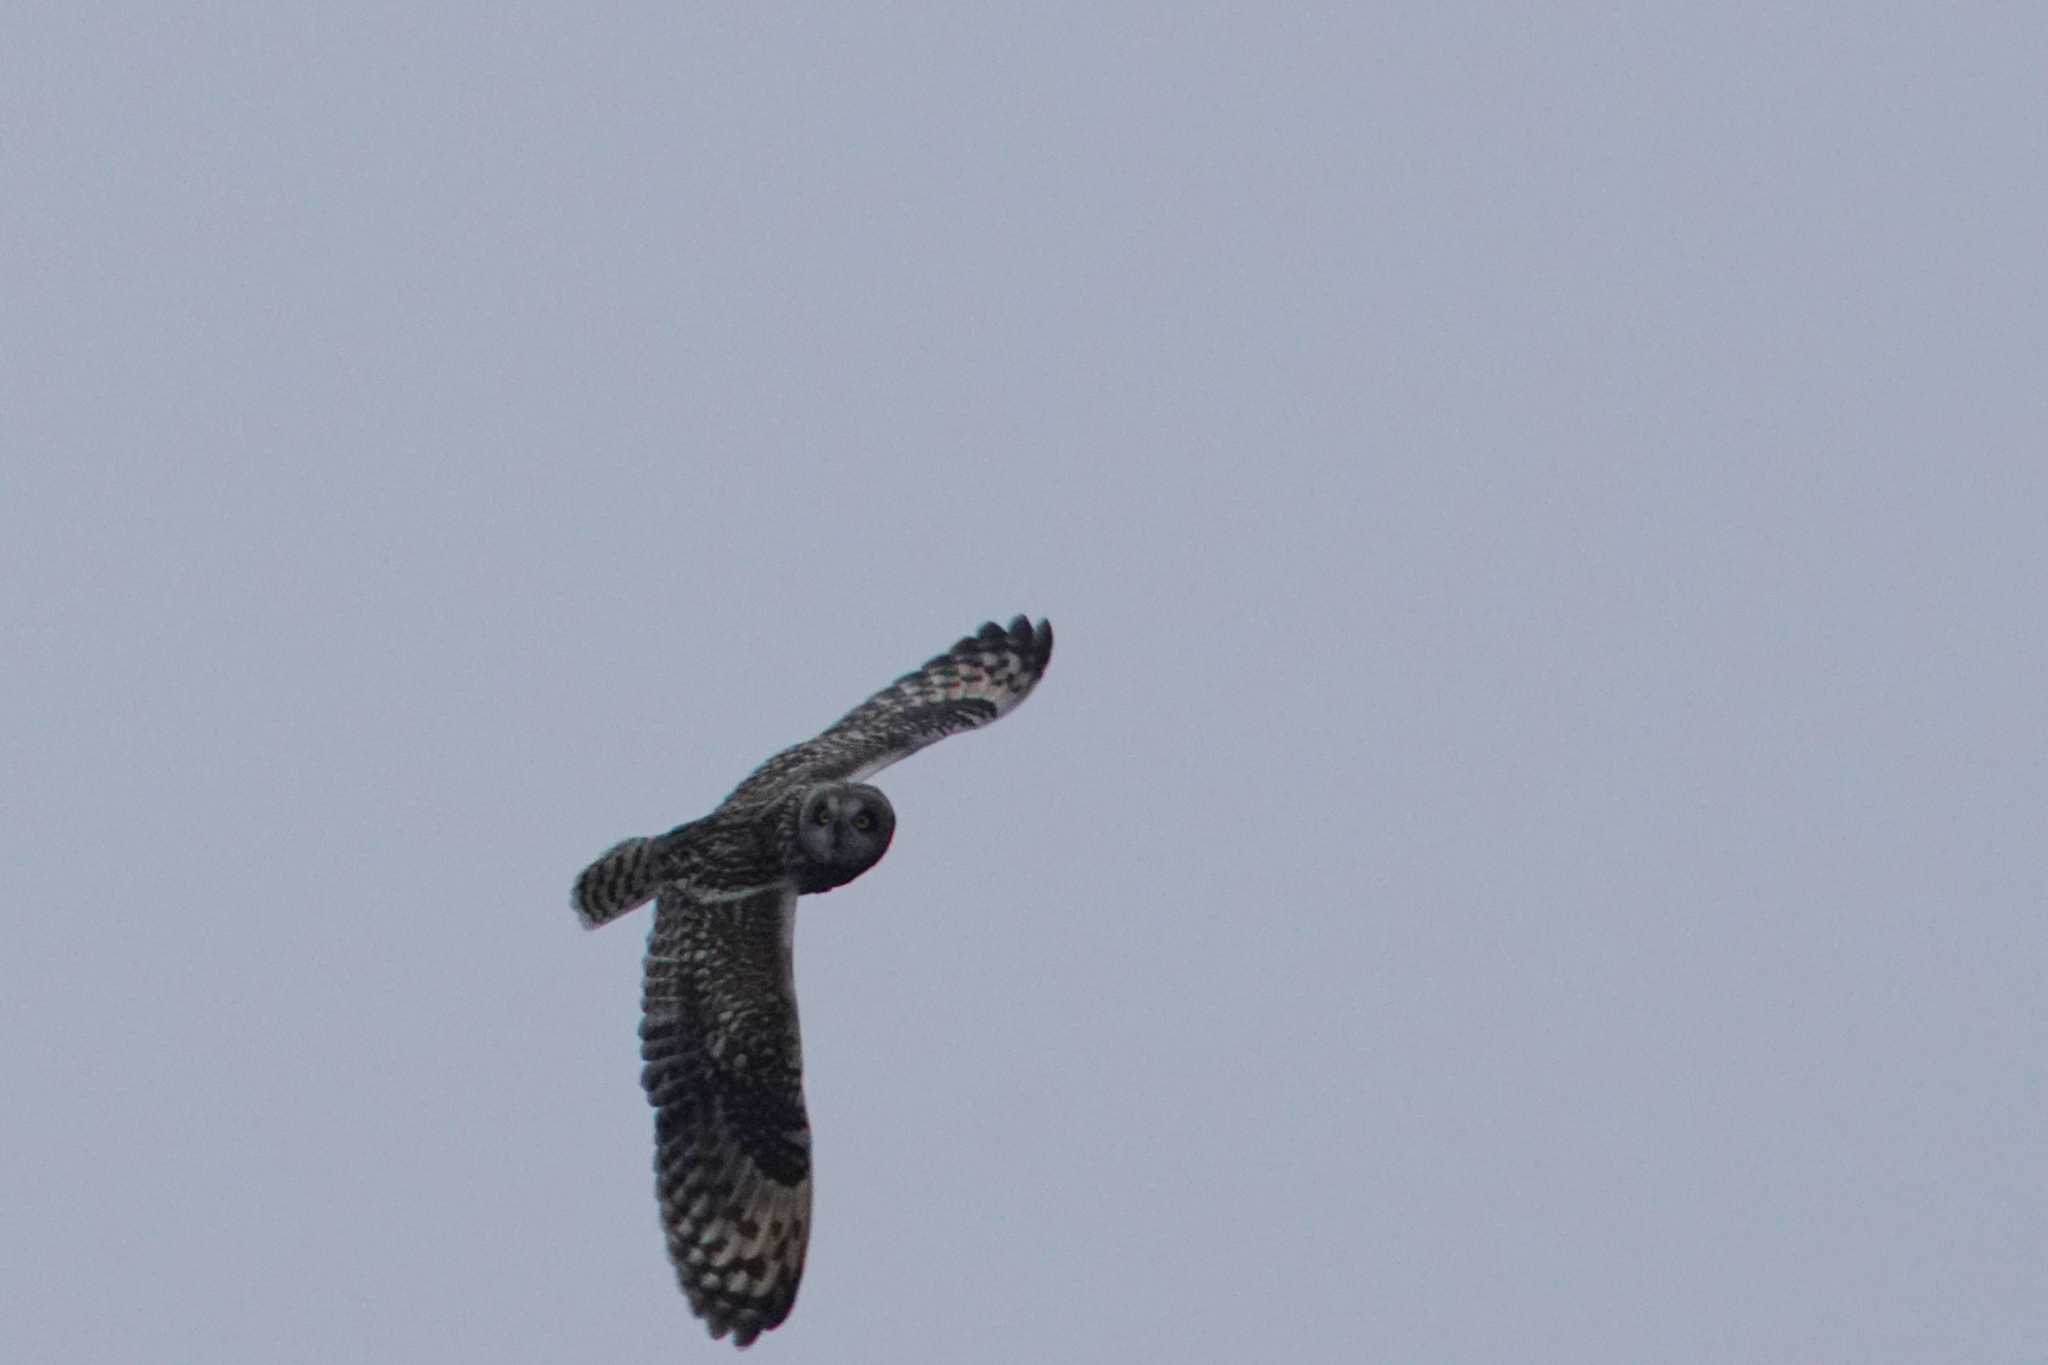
3, 6, 2041, 1363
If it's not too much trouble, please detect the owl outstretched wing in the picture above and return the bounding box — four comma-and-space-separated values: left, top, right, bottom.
639, 884, 812, 1347
724, 614, 1053, 807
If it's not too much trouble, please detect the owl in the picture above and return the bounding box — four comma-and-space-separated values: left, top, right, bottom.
572, 615, 1053, 1347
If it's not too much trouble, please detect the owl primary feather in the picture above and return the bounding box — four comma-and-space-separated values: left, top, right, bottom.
571, 614, 1053, 1347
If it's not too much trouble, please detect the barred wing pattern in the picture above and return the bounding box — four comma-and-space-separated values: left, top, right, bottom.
640, 885, 812, 1347
725, 615, 1053, 807
580, 614, 1054, 1347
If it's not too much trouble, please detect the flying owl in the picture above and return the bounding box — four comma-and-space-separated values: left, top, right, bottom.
571, 614, 1053, 1347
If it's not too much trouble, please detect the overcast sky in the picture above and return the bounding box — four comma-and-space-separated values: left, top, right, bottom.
3, 6, 2042, 1363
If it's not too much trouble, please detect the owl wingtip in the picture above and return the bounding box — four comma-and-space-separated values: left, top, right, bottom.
995, 613, 1052, 664
1021, 614, 1052, 669
698, 1302, 775, 1349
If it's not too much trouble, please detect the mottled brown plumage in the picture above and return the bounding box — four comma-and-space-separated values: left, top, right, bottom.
571, 615, 1052, 1346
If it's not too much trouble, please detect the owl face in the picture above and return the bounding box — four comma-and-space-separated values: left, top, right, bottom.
793, 783, 895, 888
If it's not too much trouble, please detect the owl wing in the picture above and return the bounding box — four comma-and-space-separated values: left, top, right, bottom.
639, 883, 812, 1347
725, 614, 1053, 807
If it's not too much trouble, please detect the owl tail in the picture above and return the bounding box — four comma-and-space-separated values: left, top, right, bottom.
572, 835, 667, 929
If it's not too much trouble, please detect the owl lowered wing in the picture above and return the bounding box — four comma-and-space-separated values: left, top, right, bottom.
640, 884, 812, 1346
726, 614, 1053, 807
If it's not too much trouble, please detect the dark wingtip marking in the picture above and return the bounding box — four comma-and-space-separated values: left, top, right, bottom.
1001, 614, 1052, 671
922, 614, 1053, 676
966, 613, 1053, 668
693, 1281, 791, 1350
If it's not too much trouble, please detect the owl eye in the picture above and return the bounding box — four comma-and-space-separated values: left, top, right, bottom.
814, 805, 832, 826
853, 812, 874, 832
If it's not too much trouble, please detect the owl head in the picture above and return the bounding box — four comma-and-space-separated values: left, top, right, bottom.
792, 782, 895, 891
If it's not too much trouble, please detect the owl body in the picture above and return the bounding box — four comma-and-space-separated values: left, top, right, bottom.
570, 616, 1052, 1348
574, 782, 895, 929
